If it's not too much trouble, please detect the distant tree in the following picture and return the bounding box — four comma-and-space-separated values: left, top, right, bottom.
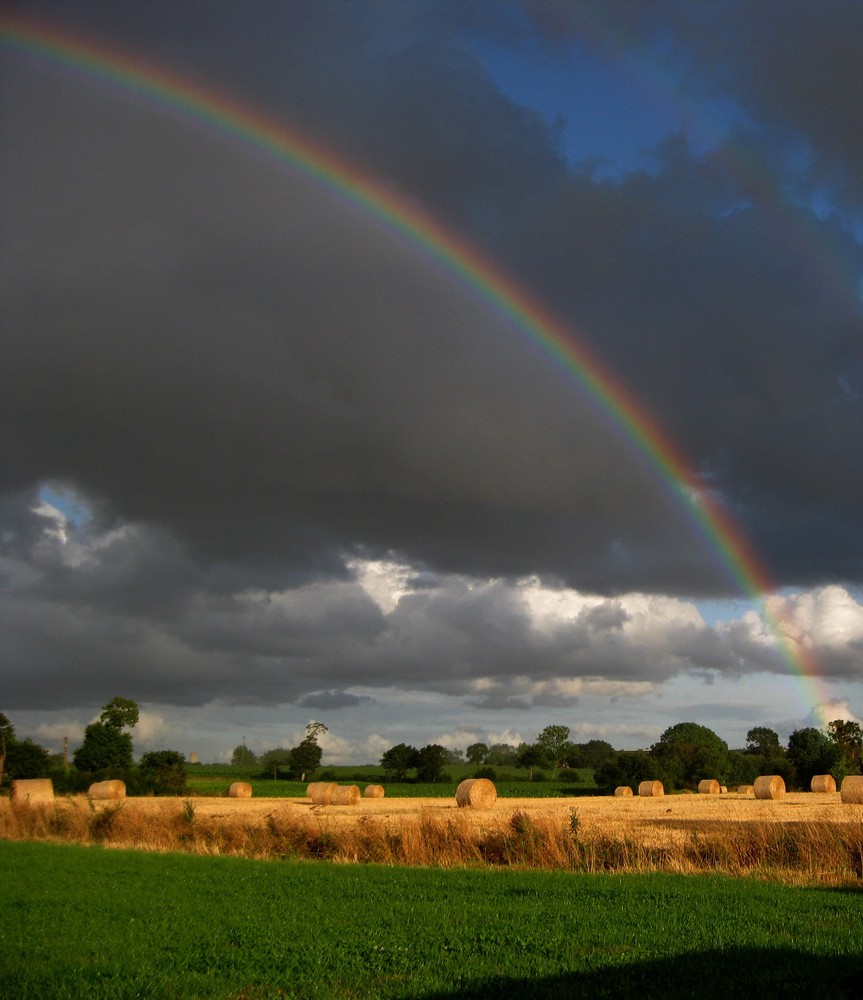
415, 744, 448, 783
572, 740, 616, 769
516, 742, 545, 779
745, 727, 782, 756
444, 748, 464, 765
486, 743, 519, 766
535, 725, 571, 778
380, 743, 418, 781
726, 750, 760, 786
595, 750, 657, 794
5, 738, 51, 781
231, 744, 258, 768
73, 697, 139, 774
138, 750, 187, 796
260, 748, 292, 779
465, 742, 489, 766
827, 720, 862, 774
787, 728, 841, 788
651, 722, 729, 789
288, 740, 322, 780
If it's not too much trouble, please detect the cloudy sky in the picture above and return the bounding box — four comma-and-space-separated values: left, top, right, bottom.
2, 1, 862, 764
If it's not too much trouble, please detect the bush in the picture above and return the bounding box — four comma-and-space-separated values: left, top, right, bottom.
474, 766, 497, 780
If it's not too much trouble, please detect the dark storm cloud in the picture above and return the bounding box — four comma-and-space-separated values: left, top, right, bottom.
2, 1, 863, 717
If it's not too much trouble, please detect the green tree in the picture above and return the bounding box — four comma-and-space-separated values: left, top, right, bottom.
288, 740, 322, 780
787, 728, 841, 788
73, 697, 139, 774
535, 725, 571, 778
260, 748, 292, 779
745, 727, 781, 755
827, 719, 862, 774
5, 738, 51, 781
516, 742, 545, 779
416, 744, 448, 782
231, 744, 258, 768
380, 743, 418, 781
138, 750, 187, 795
465, 742, 489, 765
594, 750, 658, 793
651, 722, 729, 789
486, 743, 518, 766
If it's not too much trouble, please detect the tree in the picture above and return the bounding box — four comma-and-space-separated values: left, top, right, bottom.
535, 725, 571, 779
516, 742, 545, 779
594, 750, 657, 794
651, 722, 729, 789
465, 742, 489, 765
288, 739, 322, 780
486, 743, 518, 766
5, 738, 51, 781
260, 748, 292, 779
573, 740, 616, 769
231, 744, 258, 768
415, 744, 448, 783
787, 728, 841, 788
444, 748, 464, 765
745, 727, 781, 756
827, 719, 862, 774
380, 743, 418, 781
138, 750, 187, 795
73, 697, 139, 774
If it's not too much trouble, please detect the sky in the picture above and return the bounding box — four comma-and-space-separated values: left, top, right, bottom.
2, 0, 862, 764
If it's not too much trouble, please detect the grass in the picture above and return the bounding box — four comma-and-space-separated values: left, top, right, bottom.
2, 840, 862, 999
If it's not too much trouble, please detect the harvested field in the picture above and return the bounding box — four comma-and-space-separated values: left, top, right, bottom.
2, 790, 862, 884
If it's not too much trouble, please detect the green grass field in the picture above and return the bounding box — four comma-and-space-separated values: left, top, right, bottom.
185, 764, 597, 799
2, 840, 862, 999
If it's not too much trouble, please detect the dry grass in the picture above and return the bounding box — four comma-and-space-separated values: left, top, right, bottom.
2, 792, 863, 885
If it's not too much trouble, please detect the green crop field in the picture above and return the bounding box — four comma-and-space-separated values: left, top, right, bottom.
2, 841, 862, 999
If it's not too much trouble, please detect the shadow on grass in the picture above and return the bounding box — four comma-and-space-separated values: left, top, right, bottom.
414, 948, 863, 999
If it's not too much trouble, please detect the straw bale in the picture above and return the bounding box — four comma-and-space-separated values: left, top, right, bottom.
840, 775, 863, 804
307, 782, 338, 804
810, 774, 836, 794
330, 785, 360, 806
697, 779, 720, 795
638, 780, 664, 797
737, 785, 754, 795
228, 781, 253, 798
10, 778, 54, 805
753, 775, 785, 800
455, 778, 497, 809
364, 784, 385, 798
614, 785, 633, 797
720, 786, 728, 794
88, 780, 126, 800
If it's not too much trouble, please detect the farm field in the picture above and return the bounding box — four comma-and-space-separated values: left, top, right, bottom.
2, 839, 863, 999
3, 789, 863, 883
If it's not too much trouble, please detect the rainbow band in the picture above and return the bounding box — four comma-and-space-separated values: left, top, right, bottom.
0, 13, 825, 704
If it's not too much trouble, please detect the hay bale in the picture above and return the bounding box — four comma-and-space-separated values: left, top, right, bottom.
10, 778, 54, 805
638, 780, 664, 797
307, 781, 338, 804
810, 774, 836, 794
363, 784, 385, 798
720, 786, 728, 794
455, 778, 497, 809
753, 775, 785, 800
88, 780, 126, 800
840, 775, 863, 804
697, 779, 720, 795
737, 785, 754, 795
228, 781, 253, 798
330, 785, 360, 806
614, 785, 633, 797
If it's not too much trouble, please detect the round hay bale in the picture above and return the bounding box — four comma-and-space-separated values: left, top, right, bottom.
810, 774, 836, 794
307, 781, 338, 804
753, 775, 786, 800
363, 784, 385, 798
720, 786, 728, 794
330, 785, 360, 806
614, 785, 633, 797
455, 778, 497, 809
638, 780, 664, 797
10, 778, 54, 805
840, 775, 863, 804
698, 779, 720, 795
88, 780, 126, 800
228, 781, 253, 798
737, 785, 754, 795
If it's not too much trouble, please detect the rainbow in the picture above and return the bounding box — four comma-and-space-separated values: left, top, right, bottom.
0, 13, 828, 709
